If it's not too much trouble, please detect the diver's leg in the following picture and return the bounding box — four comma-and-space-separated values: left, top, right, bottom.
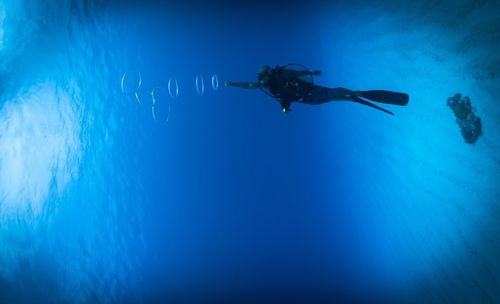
301, 86, 394, 115
301, 86, 357, 104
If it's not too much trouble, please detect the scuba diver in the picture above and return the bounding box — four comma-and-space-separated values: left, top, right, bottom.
225, 64, 409, 115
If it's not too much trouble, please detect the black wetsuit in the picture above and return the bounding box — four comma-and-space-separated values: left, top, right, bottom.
266, 67, 357, 111
263, 66, 408, 115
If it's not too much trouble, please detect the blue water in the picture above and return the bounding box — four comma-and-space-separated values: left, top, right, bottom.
1, 0, 499, 303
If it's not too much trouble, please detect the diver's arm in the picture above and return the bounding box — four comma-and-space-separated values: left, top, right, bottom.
225, 81, 261, 89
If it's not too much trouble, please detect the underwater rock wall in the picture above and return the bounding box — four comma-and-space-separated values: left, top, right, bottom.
363, 0, 500, 302
322, 0, 500, 301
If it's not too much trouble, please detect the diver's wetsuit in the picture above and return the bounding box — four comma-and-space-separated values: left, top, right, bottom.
266, 67, 356, 110
267, 67, 407, 115
226, 65, 409, 115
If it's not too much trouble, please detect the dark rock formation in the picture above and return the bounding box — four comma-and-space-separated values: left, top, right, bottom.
447, 93, 482, 144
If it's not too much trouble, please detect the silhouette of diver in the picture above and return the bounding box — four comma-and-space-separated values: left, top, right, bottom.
226, 64, 409, 115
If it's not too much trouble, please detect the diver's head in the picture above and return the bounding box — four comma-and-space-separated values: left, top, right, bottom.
257, 65, 272, 86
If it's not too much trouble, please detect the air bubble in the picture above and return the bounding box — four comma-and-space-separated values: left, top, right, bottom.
121, 71, 142, 104
151, 87, 171, 124
195, 74, 205, 96
211, 75, 219, 91
167, 78, 179, 98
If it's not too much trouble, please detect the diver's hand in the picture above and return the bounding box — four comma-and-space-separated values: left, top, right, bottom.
282, 108, 291, 114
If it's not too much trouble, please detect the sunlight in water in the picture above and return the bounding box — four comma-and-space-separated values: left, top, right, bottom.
0, 4, 4, 50
0, 82, 81, 219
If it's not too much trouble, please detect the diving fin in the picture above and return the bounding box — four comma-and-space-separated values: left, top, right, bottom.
360, 90, 409, 106
351, 96, 394, 115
